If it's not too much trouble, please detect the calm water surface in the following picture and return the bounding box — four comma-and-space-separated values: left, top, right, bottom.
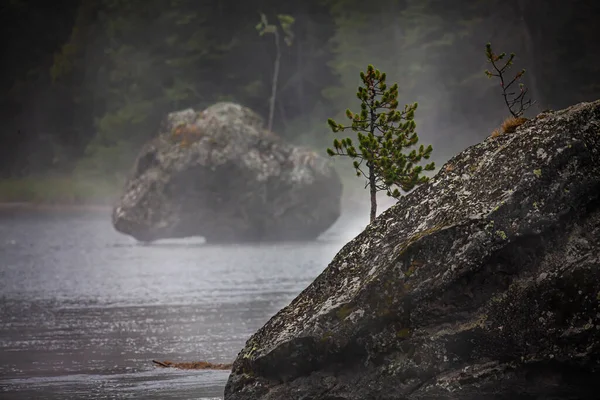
0, 208, 363, 399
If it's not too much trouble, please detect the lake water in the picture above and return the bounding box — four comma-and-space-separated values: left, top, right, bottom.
0, 207, 366, 399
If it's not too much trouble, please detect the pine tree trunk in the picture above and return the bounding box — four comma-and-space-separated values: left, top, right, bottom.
268, 31, 280, 133
368, 77, 377, 223
369, 163, 376, 223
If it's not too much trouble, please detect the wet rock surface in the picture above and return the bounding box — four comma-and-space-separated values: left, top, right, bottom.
112, 102, 342, 243
225, 100, 600, 399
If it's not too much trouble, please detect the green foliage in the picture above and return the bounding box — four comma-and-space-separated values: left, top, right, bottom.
4, 0, 599, 184
74, 0, 252, 176
484, 43, 534, 117
327, 65, 435, 215
277, 14, 295, 46
256, 13, 295, 47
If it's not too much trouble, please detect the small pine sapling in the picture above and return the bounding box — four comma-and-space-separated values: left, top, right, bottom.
485, 43, 535, 118
327, 65, 435, 223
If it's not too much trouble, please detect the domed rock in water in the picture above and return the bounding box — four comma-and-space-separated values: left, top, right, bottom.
112, 102, 342, 243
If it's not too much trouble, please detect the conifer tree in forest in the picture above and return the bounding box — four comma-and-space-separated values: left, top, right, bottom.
327, 65, 435, 223
256, 13, 295, 133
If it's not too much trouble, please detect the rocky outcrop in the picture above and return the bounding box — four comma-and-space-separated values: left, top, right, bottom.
112, 102, 342, 243
225, 100, 600, 399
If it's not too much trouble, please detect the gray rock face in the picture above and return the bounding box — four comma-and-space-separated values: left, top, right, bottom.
112, 102, 342, 243
225, 100, 600, 399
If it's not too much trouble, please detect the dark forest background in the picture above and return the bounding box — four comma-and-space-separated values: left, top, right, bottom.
1, 0, 599, 203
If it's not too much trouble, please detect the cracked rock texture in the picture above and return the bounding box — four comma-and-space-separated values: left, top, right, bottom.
225, 100, 600, 399
112, 102, 342, 243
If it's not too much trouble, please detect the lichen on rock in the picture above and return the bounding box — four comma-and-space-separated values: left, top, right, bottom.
225, 100, 600, 399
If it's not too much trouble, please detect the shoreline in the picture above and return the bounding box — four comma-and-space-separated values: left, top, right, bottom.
0, 202, 112, 213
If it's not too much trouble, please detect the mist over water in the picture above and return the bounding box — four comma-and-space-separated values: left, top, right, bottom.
0, 208, 368, 399
1, 2, 598, 399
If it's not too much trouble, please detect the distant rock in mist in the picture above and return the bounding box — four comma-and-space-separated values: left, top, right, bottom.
112, 102, 342, 243
225, 100, 600, 399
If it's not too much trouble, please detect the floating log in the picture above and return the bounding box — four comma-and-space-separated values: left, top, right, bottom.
152, 360, 232, 370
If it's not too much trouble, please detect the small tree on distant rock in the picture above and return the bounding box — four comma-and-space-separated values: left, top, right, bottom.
256, 13, 294, 133
327, 65, 435, 223
485, 43, 535, 118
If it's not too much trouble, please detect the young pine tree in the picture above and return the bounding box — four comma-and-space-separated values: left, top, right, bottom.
327, 65, 435, 223
484, 43, 534, 118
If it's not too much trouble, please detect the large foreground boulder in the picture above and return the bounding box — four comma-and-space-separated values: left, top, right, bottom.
225, 100, 600, 399
112, 102, 342, 242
